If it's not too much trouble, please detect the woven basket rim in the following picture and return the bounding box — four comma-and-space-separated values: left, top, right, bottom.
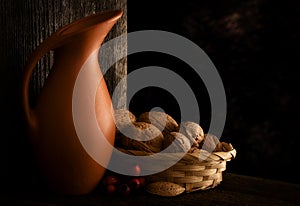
116, 147, 237, 162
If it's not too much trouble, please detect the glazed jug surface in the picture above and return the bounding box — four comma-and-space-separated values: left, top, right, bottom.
21, 10, 122, 195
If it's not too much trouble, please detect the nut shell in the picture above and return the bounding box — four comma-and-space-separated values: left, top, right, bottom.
221, 142, 234, 152
137, 111, 178, 136
146, 182, 185, 197
120, 122, 164, 153
163, 132, 191, 153
214, 142, 223, 152
201, 133, 220, 152
178, 121, 204, 147
114, 109, 136, 134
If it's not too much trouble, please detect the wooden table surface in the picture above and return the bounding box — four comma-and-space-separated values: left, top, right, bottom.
1, 173, 299, 206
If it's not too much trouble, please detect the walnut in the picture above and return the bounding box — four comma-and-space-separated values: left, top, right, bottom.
200, 134, 234, 152
120, 122, 164, 153
114, 109, 136, 134
201, 133, 221, 152
137, 111, 178, 136
221, 142, 234, 152
188, 146, 200, 154
178, 121, 204, 147
214, 142, 223, 152
163, 132, 191, 153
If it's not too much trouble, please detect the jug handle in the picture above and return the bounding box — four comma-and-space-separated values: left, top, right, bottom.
21, 35, 60, 129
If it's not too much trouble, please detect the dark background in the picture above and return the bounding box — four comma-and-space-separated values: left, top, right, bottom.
127, 0, 300, 184
1, 0, 299, 194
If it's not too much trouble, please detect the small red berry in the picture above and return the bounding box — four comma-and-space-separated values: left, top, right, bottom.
106, 184, 117, 194
102, 175, 120, 186
129, 178, 141, 190
118, 183, 131, 196
138, 177, 146, 187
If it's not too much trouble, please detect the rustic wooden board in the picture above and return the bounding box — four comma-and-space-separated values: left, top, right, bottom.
1, 173, 299, 205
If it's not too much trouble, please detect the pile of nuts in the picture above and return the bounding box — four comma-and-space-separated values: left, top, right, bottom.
101, 109, 234, 196
114, 109, 233, 154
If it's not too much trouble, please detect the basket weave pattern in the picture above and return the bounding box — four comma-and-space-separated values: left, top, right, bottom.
117, 147, 236, 193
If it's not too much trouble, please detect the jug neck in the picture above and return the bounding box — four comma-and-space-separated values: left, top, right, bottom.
54, 27, 110, 70
21, 10, 123, 133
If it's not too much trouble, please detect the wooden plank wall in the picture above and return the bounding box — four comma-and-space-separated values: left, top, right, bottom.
0, 0, 127, 191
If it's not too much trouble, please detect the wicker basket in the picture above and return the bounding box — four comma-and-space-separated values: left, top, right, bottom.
117, 146, 236, 193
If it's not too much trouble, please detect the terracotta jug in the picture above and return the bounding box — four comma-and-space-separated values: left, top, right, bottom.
21, 10, 122, 195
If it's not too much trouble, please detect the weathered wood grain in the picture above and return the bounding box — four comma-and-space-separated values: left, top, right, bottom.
0, 0, 126, 191
0, 0, 127, 106
1, 173, 299, 205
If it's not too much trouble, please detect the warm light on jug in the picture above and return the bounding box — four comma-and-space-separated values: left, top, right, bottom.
21, 10, 123, 195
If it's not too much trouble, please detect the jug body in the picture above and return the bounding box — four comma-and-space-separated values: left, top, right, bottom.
21, 10, 122, 195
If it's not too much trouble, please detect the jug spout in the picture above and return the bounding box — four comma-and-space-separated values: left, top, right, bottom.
21, 10, 123, 130
21, 10, 123, 195
22, 10, 123, 131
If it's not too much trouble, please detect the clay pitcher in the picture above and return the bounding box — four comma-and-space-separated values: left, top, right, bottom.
21, 10, 122, 195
